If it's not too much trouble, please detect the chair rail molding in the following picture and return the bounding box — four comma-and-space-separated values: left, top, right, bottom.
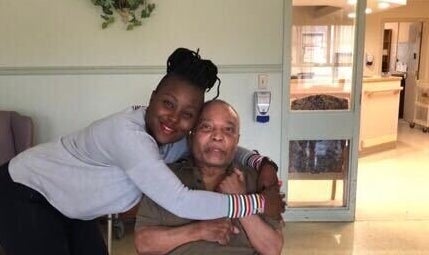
0, 64, 282, 76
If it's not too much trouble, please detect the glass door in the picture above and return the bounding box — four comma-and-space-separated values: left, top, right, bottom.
281, 0, 366, 221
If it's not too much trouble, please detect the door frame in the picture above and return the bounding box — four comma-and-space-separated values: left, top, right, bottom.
380, 17, 429, 80
381, 18, 429, 123
280, 0, 367, 221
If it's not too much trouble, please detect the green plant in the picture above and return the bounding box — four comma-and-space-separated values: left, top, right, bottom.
91, 0, 155, 30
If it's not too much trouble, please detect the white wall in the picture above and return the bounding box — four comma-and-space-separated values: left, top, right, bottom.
0, 0, 284, 162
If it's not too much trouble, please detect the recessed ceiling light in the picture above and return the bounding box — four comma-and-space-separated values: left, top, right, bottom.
348, 12, 356, 18
385, 0, 407, 4
347, 0, 357, 5
378, 2, 391, 9
347, 8, 372, 18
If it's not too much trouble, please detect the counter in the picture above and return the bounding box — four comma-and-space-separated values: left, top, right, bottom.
359, 76, 402, 155
290, 79, 350, 100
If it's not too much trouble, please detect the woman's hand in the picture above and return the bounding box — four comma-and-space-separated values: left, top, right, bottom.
261, 185, 285, 220
257, 159, 279, 191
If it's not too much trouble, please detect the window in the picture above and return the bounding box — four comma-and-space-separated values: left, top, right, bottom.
291, 25, 354, 83
302, 32, 327, 64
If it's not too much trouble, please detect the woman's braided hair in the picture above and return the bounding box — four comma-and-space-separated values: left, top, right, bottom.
160, 48, 221, 99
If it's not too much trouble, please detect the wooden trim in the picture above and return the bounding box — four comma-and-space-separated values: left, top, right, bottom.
359, 141, 397, 156
288, 172, 344, 180
0, 64, 282, 76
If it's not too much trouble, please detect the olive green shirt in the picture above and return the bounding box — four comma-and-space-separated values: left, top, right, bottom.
135, 158, 282, 255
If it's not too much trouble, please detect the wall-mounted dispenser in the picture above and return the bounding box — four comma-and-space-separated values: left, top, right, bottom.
254, 91, 271, 123
366, 53, 374, 66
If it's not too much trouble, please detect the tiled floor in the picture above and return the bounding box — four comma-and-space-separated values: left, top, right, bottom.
356, 120, 429, 221
111, 120, 429, 254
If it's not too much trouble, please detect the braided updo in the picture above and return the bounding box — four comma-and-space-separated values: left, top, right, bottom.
157, 48, 221, 99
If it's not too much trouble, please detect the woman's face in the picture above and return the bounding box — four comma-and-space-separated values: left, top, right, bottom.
145, 77, 204, 145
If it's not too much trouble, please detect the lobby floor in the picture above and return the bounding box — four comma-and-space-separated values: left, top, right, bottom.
111, 120, 429, 254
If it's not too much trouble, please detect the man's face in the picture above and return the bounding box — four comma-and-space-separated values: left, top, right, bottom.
191, 101, 240, 169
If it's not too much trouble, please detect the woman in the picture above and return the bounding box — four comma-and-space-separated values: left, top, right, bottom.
0, 48, 282, 255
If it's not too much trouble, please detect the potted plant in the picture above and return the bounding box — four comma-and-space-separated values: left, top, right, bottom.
91, 0, 155, 30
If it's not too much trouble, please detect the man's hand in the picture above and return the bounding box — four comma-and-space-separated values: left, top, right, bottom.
257, 160, 279, 192
195, 219, 239, 245
217, 169, 246, 194
261, 185, 284, 220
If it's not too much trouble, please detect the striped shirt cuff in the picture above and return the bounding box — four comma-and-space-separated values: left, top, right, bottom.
227, 194, 265, 218
247, 153, 264, 171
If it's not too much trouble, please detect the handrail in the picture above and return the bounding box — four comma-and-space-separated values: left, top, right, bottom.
364, 88, 402, 97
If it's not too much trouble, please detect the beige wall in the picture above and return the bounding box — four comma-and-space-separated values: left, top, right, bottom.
0, 0, 284, 162
364, 0, 429, 77
0, 0, 283, 66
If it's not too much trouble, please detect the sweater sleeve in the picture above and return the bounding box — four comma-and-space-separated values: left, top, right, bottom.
108, 127, 263, 219
126, 148, 264, 219
128, 154, 229, 220
234, 146, 264, 170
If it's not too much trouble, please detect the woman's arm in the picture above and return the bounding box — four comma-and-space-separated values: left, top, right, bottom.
167, 140, 280, 191
105, 126, 269, 220
92, 108, 284, 220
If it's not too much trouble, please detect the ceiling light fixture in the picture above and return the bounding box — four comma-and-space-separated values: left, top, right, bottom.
347, 12, 356, 18
378, 2, 391, 9
383, 0, 407, 4
377, 0, 407, 9
348, 8, 372, 18
347, 0, 406, 18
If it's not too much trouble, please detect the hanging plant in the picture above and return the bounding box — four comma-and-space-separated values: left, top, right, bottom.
91, 0, 155, 30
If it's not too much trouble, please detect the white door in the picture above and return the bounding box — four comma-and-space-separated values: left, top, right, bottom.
400, 22, 424, 122
280, 0, 365, 221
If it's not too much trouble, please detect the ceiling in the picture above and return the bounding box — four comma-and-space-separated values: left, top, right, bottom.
292, 0, 409, 14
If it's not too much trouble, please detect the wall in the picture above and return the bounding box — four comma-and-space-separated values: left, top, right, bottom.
364, 0, 429, 77
0, 0, 284, 162
0, 0, 283, 66
292, 6, 354, 26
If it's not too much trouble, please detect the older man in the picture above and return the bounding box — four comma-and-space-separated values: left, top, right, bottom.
134, 100, 283, 255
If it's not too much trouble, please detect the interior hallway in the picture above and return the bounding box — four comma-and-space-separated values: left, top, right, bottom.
111, 120, 429, 254
283, 120, 429, 254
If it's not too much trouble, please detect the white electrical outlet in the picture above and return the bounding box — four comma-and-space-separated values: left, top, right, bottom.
258, 74, 269, 89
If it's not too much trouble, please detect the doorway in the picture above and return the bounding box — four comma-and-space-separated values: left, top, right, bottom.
382, 21, 423, 122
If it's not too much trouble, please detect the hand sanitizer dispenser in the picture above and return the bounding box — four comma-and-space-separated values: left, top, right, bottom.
254, 91, 271, 123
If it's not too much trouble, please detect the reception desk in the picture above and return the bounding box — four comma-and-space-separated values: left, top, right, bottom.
359, 76, 402, 155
